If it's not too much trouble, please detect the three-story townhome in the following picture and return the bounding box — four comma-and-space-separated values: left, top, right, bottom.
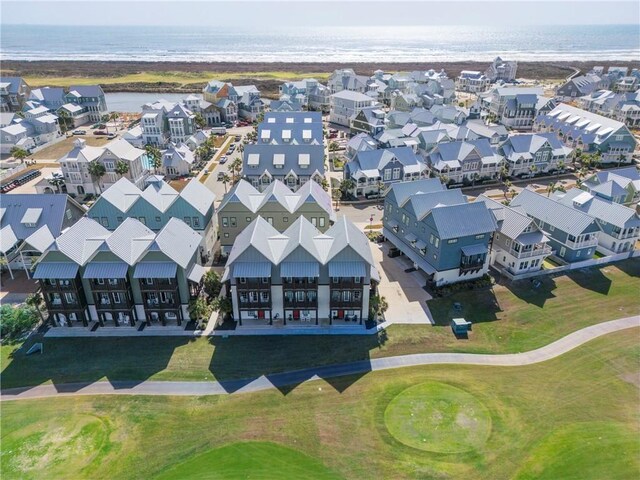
383, 179, 497, 286
500, 132, 573, 177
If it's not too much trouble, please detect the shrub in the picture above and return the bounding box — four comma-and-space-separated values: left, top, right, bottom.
431, 274, 493, 298
203, 270, 222, 298
0, 304, 39, 340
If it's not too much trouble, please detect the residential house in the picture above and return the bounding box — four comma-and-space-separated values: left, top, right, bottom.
122, 125, 144, 148
456, 71, 491, 93
580, 90, 640, 128
202, 80, 264, 122
500, 132, 573, 177
552, 188, 640, 255
217, 178, 335, 254
0, 104, 62, 154
57, 138, 147, 195
476, 194, 552, 275
258, 112, 323, 145
485, 57, 518, 82
482, 86, 549, 127
279, 78, 330, 111
86, 176, 216, 258
382, 179, 497, 285
33, 216, 204, 328
510, 188, 600, 263
140, 100, 196, 147
269, 99, 303, 112
161, 143, 195, 178
614, 76, 639, 94
183, 94, 221, 127
345, 132, 378, 160
65, 85, 108, 123
329, 90, 378, 127
222, 215, 378, 326
0, 193, 85, 278
533, 103, 637, 164
345, 147, 428, 198
328, 68, 371, 94
185, 129, 212, 151
581, 167, 640, 205
556, 73, 605, 101
427, 139, 504, 184
350, 106, 387, 136
0, 77, 30, 112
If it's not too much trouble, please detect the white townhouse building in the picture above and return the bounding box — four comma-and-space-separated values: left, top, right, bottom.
329, 90, 379, 128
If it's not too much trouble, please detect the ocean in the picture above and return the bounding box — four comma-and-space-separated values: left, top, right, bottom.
1, 24, 639, 63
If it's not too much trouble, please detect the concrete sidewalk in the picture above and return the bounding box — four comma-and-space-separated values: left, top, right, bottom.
4, 315, 637, 401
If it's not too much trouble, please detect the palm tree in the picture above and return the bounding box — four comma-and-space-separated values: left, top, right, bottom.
87, 160, 106, 194
145, 144, 162, 174
194, 112, 206, 130
331, 187, 342, 211
101, 114, 111, 134
617, 153, 626, 168
109, 112, 120, 132
556, 160, 565, 179
57, 109, 72, 134
115, 160, 129, 178
340, 178, 356, 199
230, 158, 242, 183
546, 181, 557, 197
328, 141, 340, 152
10, 147, 28, 164
25, 293, 45, 323
221, 173, 231, 193
471, 172, 480, 187
528, 164, 538, 178
47, 172, 65, 193
376, 179, 385, 196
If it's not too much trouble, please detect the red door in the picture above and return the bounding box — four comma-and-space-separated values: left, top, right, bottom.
338, 310, 344, 319
258, 310, 265, 319
293, 310, 300, 319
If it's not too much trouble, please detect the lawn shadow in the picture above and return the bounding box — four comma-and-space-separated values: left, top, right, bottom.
428, 287, 502, 328
503, 275, 558, 308
208, 331, 388, 395
565, 266, 612, 296
1, 335, 192, 392
612, 258, 640, 278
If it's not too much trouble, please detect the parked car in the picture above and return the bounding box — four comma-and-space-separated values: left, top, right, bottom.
94, 130, 107, 135
217, 171, 226, 181
107, 133, 116, 139
72, 129, 87, 135
219, 156, 228, 164
234, 135, 241, 141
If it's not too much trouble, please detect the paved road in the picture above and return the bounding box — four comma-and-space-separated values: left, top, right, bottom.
3, 316, 637, 401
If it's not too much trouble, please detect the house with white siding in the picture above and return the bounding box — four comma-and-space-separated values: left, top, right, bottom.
329, 90, 379, 128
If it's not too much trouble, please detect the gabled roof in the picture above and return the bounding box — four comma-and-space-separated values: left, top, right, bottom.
350, 147, 425, 173
386, 178, 446, 207
552, 188, 640, 229
242, 143, 324, 176
53, 217, 111, 265
428, 201, 497, 240
476, 195, 538, 240
162, 143, 195, 167
511, 188, 598, 237
105, 217, 155, 265
67, 85, 105, 98
153, 217, 202, 268
0, 193, 77, 242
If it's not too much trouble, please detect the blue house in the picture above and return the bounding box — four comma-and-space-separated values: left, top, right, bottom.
510, 189, 600, 263
382, 179, 496, 286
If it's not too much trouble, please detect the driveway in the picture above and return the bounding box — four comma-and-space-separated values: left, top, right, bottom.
373, 242, 433, 325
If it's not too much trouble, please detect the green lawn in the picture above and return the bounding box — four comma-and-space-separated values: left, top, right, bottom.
2, 261, 639, 389
2, 329, 638, 479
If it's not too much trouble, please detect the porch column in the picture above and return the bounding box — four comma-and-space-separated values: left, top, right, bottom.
4, 253, 13, 279
19, 250, 30, 279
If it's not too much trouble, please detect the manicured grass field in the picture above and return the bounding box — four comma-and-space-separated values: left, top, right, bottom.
384, 381, 492, 453
155, 442, 342, 480
2, 261, 638, 389
2, 329, 638, 479
31, 135, 110, 160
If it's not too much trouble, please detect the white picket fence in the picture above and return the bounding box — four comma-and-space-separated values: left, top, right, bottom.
501, 250, 640, 281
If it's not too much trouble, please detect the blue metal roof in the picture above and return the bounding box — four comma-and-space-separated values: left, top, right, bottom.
233, 262, 271, 278
461, 244, 489, 256
280, 262, 320, 278
133, 262, 177, 279
328, 261, 366, 277
83, 262, 129, 279
33, 262, 79, 279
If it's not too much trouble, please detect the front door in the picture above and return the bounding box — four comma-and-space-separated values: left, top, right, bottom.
257, 310, 265, 319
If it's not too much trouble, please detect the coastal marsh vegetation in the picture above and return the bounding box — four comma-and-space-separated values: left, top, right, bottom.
2, 260, 638, 389
2, 329, 638, 479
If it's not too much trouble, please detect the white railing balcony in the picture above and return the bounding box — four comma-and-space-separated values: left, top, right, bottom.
566, 237, 598, 249
510, 244, 552, 258
617, 231, 639, 240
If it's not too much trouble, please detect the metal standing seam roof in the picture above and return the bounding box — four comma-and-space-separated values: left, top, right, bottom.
233, 262, 271, 278
554, 188, 640, 229
186, 263, 206, 283
133, 262, 178, 279
0, 225, 18, 254
280, 262, 320, 277
461, 244, 489, 256
328, 261, 366, 277
33, 262, 79, 279
428, 202, 497, 240
511, 189, 597, 237
83, 262, 129, 279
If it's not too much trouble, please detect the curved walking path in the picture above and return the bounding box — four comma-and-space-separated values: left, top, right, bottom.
2, 316, 638, 401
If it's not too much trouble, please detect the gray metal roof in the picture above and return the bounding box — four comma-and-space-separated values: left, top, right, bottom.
83, 262, 129, 279
328, 261, 366, 277
429, 202, 497, 240
0, 193, 74, 240
242, 143, 324, 177
33, 262, 78, 279
386, 178, 446, 207
553, 188, 640, 229
476, 194, 537, 240
511, 189, 598, 236
133, 262, 178, 279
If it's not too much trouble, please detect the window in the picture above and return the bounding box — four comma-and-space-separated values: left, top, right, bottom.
267, 217, 273, 225
192, 217, 200, 228
576, 250, 581, 257
155, 216, 161, 222
224, 233, 229, 238
354, 277, 361, 283
559, 246, 566, 258
261, 277, 269, 284
434, 237, 440, 248
145, 278, 153, 285
429, 234, 435, 244
311, 217, 317, 226
260, 291, 270, 302
230, 217, 237, 227
117, 216, 124, 223
283, 217, 288, 223
64, 292, 75, 303
384, 169, 391, 181
354, 291, 361, 301
332, 277, 339, 284
184, 217, 191, 226
448, 238, 458, 244
160, 292, 174, 303
342, 291, 352, 302
97, 278, 105, 285
548, 225, 555, 232
475, 234, 485, 239
101, 217, 109, 227
139, 217, 146, 225
246, 217, 251, 223
66, 208, 73, 220
113, 292, 122, 304
239, 277, 246, 284
108, 278, 118, 285
222, 217, 229, 227
296, 290, 305, 302
392, 168, 401, 180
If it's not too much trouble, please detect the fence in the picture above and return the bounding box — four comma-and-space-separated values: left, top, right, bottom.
500, 250, 640, 281
0, 164, 26, 180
